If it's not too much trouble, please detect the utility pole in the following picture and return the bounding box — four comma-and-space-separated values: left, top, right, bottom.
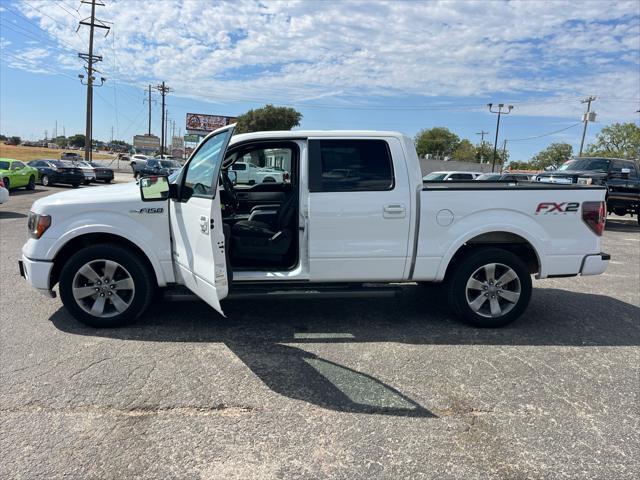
54, 121, 57, 139
487, 103, 514, 172
155, 82, 172, 155
110, 126, 114, 143
476, 130, 489, 163
501, 139, 508, 172
77, 0, 109, 163
578, 96, 596, 157
143, 84, 155, 136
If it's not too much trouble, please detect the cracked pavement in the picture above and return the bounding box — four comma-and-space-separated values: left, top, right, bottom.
1, 184, 639, 479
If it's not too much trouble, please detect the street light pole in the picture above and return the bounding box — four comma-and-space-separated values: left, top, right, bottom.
487, 103, 513, 172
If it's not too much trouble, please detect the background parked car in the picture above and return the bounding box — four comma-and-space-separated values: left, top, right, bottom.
476, 172, 535, 181
230, 161, 288, 184
88, 162, 115, 183
0, 178, 9, 204
0, 158, 37, 191
72, 161, 96, 184
129, 154, 150, 170
536, 157, 640, 223
422, 171, 481, 181
61, 152, 83, 161
132, 159, 182, 179
27, 160, 84, 187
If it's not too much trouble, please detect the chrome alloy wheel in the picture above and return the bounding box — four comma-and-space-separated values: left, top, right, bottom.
465, 262, 521, 318
72, 259, 135, 318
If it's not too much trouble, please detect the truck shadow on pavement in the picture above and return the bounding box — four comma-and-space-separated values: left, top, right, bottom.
50, 287, 640, 417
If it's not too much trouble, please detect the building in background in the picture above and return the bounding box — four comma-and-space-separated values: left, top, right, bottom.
133, 134, 160, 155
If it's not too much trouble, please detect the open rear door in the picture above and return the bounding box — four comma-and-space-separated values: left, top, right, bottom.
169, 124, 235, 314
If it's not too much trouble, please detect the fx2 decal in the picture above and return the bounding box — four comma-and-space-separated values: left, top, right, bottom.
130, 207, 164, 214
535, 202, 580, 214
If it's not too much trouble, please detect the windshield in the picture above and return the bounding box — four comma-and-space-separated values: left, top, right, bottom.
558, 158, 611, 172
0, 161, 10, 170
423, 172, 447, 181
160, 160, 181, 168
476, 173, 501, 180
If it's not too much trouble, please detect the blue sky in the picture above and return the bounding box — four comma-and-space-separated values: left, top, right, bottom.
1, 0, 639, 162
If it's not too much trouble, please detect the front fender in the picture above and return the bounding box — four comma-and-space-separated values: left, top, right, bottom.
32, 210, 173, 286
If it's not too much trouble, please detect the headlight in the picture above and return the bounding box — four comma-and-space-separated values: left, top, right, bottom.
27, 212, 51, 239
577, 177, 593, 185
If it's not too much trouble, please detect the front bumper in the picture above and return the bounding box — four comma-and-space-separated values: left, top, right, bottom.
580, 252, 610, 276
19, 255, 54, 291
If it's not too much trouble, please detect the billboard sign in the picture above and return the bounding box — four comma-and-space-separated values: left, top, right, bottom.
186, 113, 237, 134
133, 134, 160, 152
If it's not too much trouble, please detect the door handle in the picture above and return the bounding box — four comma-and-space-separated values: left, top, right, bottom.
199, 215, 209, 234
383, 204, 406, 218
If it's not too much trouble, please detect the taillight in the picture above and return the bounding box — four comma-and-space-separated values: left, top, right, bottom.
582, 201, 606, 236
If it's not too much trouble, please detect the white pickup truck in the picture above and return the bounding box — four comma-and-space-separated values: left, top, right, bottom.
19, 125, 609, 328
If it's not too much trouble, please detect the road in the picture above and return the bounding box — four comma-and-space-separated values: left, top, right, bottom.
1, 182, 639, 479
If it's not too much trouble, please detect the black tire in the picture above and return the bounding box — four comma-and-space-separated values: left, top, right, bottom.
27, 175, 36, 190
83, 180, 91, 185
41, 174, 51, 186
58, 244, 156, 328
72, 183, 80, 188
262, 176, 276, 183
104, 179, 112, 184
447, 247, 532, 328
3, 177, 9, 191
613, 208, 626, 217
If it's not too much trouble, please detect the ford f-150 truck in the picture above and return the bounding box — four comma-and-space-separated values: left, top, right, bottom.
19, 125, 610, 328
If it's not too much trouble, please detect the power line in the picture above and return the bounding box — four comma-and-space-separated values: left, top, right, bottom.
507, 123, 581, 142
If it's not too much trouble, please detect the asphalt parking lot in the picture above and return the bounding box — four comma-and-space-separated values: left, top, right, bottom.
1, 183, 638, 480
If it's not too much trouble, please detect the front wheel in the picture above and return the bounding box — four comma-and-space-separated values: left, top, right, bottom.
447, 248, 532, 328
58, 244, 155, 327
83, 180, 91, 185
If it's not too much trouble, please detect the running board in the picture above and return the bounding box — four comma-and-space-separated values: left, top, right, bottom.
163, 284, 402, 302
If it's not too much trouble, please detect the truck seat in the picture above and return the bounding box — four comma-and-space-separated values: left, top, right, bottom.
231, 191, 297, 262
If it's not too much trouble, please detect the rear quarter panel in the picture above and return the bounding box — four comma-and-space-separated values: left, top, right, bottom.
413, 186, 607, 280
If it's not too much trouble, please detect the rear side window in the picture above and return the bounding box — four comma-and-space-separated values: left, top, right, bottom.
231, 163, 247, 171
309, 139, 394, 192
450, 173, 474, 180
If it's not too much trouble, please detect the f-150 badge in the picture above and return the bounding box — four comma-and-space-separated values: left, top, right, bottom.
130, 208, 164, 214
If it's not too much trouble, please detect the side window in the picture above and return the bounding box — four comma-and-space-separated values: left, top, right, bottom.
182, 129, 232, 200
148, 160, 157, 168
11, 161, 25, 170
610, 160, 625, 174
450, 173, 473, 180
231, 163, 246, 171
308, 139, 394, 192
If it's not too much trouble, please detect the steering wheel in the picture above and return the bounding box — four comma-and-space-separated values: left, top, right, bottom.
220, 169, 240, 212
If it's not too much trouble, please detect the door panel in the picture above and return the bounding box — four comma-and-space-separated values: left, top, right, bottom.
169, 125, 234, 314
307, 138, 412, 281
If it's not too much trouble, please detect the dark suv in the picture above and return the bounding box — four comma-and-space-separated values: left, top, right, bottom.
536, 157, 640, 223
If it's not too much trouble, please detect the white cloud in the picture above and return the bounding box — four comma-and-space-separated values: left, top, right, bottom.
7, 0, 640, 120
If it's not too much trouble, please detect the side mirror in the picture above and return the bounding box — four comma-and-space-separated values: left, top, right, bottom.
227, 170, 237, 185
140, 175, 170, 201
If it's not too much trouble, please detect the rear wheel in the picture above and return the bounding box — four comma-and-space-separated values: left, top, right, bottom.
71, 183, 80, 188
83, 180, 91, 185
41, 174, 51, 186
447, 248, 532, 328
104, 179, 112, 184
3, 178, 9, 191
58, 244, 155, 328
27, 175, 36, 190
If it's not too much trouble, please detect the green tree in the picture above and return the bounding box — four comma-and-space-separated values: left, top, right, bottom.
414, 127, 460, 158
586, 122, 640, 159
54, 136, 67, 148
234, 104, 302, 134
0, 134, 7, 141
530, 142, 573, 169
475, 142, 508, 165
451, 139, 476, 162
8, 136, 21, 145
67, 134, 86, 148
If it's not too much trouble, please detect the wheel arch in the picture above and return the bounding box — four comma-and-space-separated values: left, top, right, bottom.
441, 230, 541, 281
50, 232, 162, 289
